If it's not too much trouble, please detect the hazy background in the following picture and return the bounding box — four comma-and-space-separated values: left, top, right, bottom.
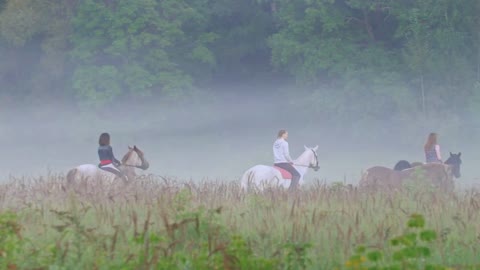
1, 90, 478, 188
1, 0, 479, 188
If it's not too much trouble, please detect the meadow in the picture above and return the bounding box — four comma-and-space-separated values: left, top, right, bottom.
0, 174, 480, 270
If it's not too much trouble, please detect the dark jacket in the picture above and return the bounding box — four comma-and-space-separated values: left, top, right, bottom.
98, 145, 121, 166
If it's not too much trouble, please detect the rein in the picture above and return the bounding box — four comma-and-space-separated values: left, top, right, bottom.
121, 150, 149, 170
123, 164, 149, 170
294, 149, 319, 170
294, 164, 319, 169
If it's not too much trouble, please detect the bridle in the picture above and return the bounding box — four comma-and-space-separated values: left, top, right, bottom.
122, 149, 149, 170
294, 149, 320, 171
444, 156, 461, 178
123, 162, 149, 170
310, 149, 320, 170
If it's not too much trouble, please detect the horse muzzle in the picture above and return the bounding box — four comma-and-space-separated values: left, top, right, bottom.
139, 160, 149, 170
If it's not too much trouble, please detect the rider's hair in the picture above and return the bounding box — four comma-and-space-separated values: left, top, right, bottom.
424, 132, 438, 151
99, 133, 111, 146
277, 129, 287, 138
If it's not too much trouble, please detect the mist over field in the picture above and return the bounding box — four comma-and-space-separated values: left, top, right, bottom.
1, 0, 480, 188
1, 88, 478, 188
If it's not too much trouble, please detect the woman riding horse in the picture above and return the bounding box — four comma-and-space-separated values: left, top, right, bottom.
273, 130, 301, 191
98, 133, 127, 182
424, 132, 442, 163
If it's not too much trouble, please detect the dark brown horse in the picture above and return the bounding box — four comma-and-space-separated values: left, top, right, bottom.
360, 152, 462, 192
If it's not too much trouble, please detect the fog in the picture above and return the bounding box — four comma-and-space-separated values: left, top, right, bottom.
1, 86, 479, 189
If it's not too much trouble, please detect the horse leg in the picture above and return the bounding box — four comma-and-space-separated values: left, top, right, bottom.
288, 173, 301, 192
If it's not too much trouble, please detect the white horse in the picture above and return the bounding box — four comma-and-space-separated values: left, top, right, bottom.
240, 146, 319, 191
66, 145, 149, 187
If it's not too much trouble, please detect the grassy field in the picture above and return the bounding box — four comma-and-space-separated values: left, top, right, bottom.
0, 174, 480, 269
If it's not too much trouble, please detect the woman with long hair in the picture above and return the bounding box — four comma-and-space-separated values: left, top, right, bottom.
424, 132, 442, 163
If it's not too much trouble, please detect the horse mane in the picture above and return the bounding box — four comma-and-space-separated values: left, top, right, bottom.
121, 146, 147, 168
445, 156, 453, 165
295, 147, 314, 162
121, 149, 134, 164
444, 152, 462, 165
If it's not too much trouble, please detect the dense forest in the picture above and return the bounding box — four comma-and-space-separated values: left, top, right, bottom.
1, 0, 479, 136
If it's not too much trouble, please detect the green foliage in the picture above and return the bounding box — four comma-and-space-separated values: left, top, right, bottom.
0, 0, 480, 137
280, 242, 313, 270
72, 65, 122, 107
3, 178, 480, 269
69, 0, 215, 105
0, 0, 43, 46
344, 214, 451, 270
0, 212, 23, 269
115, 206, 285, 269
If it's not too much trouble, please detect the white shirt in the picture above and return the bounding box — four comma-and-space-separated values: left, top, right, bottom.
273, 138, 293, 163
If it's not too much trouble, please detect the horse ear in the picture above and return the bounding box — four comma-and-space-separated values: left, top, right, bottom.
458, 152, 462, 157
313, 145, 318, 151
128, 146, 133, 150
133, 145, 137, 150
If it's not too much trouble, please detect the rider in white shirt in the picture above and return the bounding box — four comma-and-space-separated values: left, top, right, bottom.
273, 130, 300, 191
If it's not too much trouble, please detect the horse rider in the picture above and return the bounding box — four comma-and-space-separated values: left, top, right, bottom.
273, 129, 301, 191
98, 132, 127, 180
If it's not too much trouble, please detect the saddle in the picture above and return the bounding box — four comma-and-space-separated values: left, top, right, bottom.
98, 164, 124, 178
273, 166, 292, 179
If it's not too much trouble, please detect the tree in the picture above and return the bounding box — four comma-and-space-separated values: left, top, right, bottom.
393, 0, 477, 120
69, 0, 217, 106
268, 0, 411, 125
0, 0, 75, 102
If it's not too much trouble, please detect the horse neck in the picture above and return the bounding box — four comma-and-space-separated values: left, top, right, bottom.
294, 151, 312, 166
293, 165, 309, 177
120, 165, 137, 179
444, 158, 455, 169
445, 158, 452, 165
293, 151, 312, 177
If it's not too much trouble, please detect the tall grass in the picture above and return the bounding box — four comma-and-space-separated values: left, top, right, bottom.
0, 174, 479, 269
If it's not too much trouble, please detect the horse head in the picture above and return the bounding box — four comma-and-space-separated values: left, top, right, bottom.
303, 145, 320, 171
122, 145, 150, 170
445, 152, 462, 178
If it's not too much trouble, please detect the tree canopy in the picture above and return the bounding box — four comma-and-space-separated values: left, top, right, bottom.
0, 0, 479, 132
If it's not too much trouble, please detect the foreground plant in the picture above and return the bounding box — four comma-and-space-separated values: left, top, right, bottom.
345, 214, 454, 270
0, 175, 480, 269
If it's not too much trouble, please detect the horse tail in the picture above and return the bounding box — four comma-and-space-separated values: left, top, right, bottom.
240, 169, 255, 191
394, 160, 411, 171
66, 168, 77, 185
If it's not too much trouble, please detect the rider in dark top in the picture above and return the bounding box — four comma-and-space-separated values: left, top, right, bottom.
98, 145, 121, 167
98, 133, 124, 179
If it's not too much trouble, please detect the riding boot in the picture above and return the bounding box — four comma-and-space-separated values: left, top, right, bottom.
288, 175, 300, 192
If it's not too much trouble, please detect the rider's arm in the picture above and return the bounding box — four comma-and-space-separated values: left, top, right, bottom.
109, 146, 121, 165
283, 141, 294, 163
435, 144, 442, 161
